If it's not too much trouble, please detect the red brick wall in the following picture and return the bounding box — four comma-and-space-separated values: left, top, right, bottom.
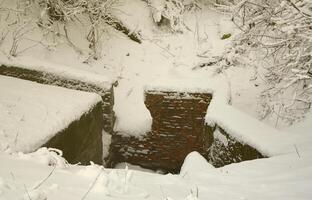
109, 90, 212, 173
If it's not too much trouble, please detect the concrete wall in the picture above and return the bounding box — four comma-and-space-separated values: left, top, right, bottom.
43, 102, 104, 165
204, 125, 265, 167
0, 64, 114, 165
0, 64, 114, 134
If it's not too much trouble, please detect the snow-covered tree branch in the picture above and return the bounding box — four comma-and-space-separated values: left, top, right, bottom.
206, 0, 312, 125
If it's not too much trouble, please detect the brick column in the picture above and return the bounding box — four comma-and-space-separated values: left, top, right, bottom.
109, 90, 212, 173
144, 90, 212, 172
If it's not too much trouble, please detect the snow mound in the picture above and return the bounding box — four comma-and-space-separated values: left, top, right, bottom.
180, 151, 214, 176
0, 75, 102, 153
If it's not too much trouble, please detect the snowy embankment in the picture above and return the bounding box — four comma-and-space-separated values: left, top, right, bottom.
0, 148, 311, 200
0, 75, 102, 153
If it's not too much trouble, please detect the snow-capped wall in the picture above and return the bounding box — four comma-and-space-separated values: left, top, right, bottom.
0, 75, 106, 165
0, 62, 115, 134
0, 76, 101, 152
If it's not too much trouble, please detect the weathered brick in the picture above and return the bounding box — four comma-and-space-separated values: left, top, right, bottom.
109, 90, 213, 173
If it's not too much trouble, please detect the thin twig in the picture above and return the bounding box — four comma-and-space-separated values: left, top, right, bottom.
81, 167, 103, 200
24, 184, 32, 200
294, 144, 300, 158
63, 25, 83, 55
32, 165, 56, 190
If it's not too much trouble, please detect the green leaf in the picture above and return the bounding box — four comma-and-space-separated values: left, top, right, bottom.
221, 33, 231, 40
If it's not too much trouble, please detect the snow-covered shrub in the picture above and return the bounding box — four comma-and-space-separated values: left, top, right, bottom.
236, 0, 312, 125
0, 0, 39, 57
36, 0, 116, 60
148, 0, 200, 32
0, 0, 116, 60
207, 0, 312, 125
37, 0, 116, 24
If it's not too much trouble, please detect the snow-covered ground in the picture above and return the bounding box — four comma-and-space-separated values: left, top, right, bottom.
0, 149, 311, 200
0, 0, 312, 199
0, 75, 101, 153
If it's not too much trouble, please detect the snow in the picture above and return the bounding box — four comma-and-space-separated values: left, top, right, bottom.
109, 3, 237, 136
110, 0, 156, 38
0, 75, 102, 153
180, 152, 214, 177
102, 131, 112, 163
0, 0, 256, 136
14, 148, 68, 168
0, 0, 312, 199
115, 163, 157, 174
213, 127, 228, 146
206, 100, 312, 157
286, 112, 312, 135
0, 149, 312, 200
0, 0, 238, 137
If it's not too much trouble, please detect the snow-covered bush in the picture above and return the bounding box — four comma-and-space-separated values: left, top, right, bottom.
36, 0, 116, 60
0, 0, 39, 57
208, 0, 312, 125
147, 0, 200, 32
0, 0, 117, 60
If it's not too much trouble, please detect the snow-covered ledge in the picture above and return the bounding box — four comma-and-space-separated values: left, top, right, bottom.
0, 56, 115, 134
0, 56, 113, 90
0, 76, 104, 164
